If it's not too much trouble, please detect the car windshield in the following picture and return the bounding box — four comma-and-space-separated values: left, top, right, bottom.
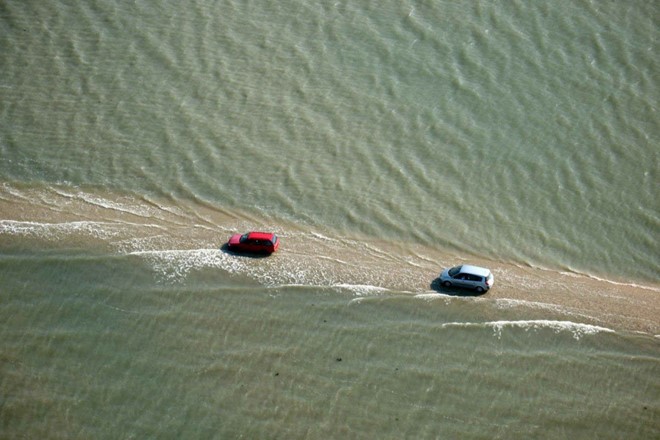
239, 233, 249, 243
448, 266, 462, 277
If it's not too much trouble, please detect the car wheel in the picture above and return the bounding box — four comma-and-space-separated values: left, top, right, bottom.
475, 286, 484, 293
442, 281, 452, 288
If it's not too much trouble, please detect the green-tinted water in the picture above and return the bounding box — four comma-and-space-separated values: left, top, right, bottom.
1, 1, 658, 438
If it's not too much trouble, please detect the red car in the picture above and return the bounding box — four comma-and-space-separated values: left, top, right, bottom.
227, 231, 280, 255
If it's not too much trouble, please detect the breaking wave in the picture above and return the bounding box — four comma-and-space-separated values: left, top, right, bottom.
440, 320, 615, 340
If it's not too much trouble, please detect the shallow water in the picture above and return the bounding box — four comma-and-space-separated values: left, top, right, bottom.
1, 1, 658, 438
1, 248, 658, 438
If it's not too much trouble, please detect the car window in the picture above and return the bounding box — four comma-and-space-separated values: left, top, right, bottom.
448, 266, 461, 277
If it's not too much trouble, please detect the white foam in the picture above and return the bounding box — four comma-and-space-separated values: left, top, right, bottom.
440, 320, 614, 340
415, 292, 445, 300
76, 193, 156, 218
0, 219, 123, 240
317, 255, 350, 265
402, 257, 427, 268
332, 283, 390, 295
267, 283, 312, 289
49, 189, 157, 219
559, 271, 582, 278
414, 292, 477, 302
128, 248, 240, 283
128, 248, 299, 286
309, 232, 340, 242
494, 298, 568, 313
576, 273, 660, 293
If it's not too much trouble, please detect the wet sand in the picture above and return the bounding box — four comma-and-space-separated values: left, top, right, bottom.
1, 184, 658, 335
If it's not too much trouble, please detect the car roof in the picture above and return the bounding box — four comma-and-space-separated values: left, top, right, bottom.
246, 231, 276, 240
460, 265, 491, 276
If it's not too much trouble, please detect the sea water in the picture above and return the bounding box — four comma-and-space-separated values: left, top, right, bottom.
0, 1, 658, 438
